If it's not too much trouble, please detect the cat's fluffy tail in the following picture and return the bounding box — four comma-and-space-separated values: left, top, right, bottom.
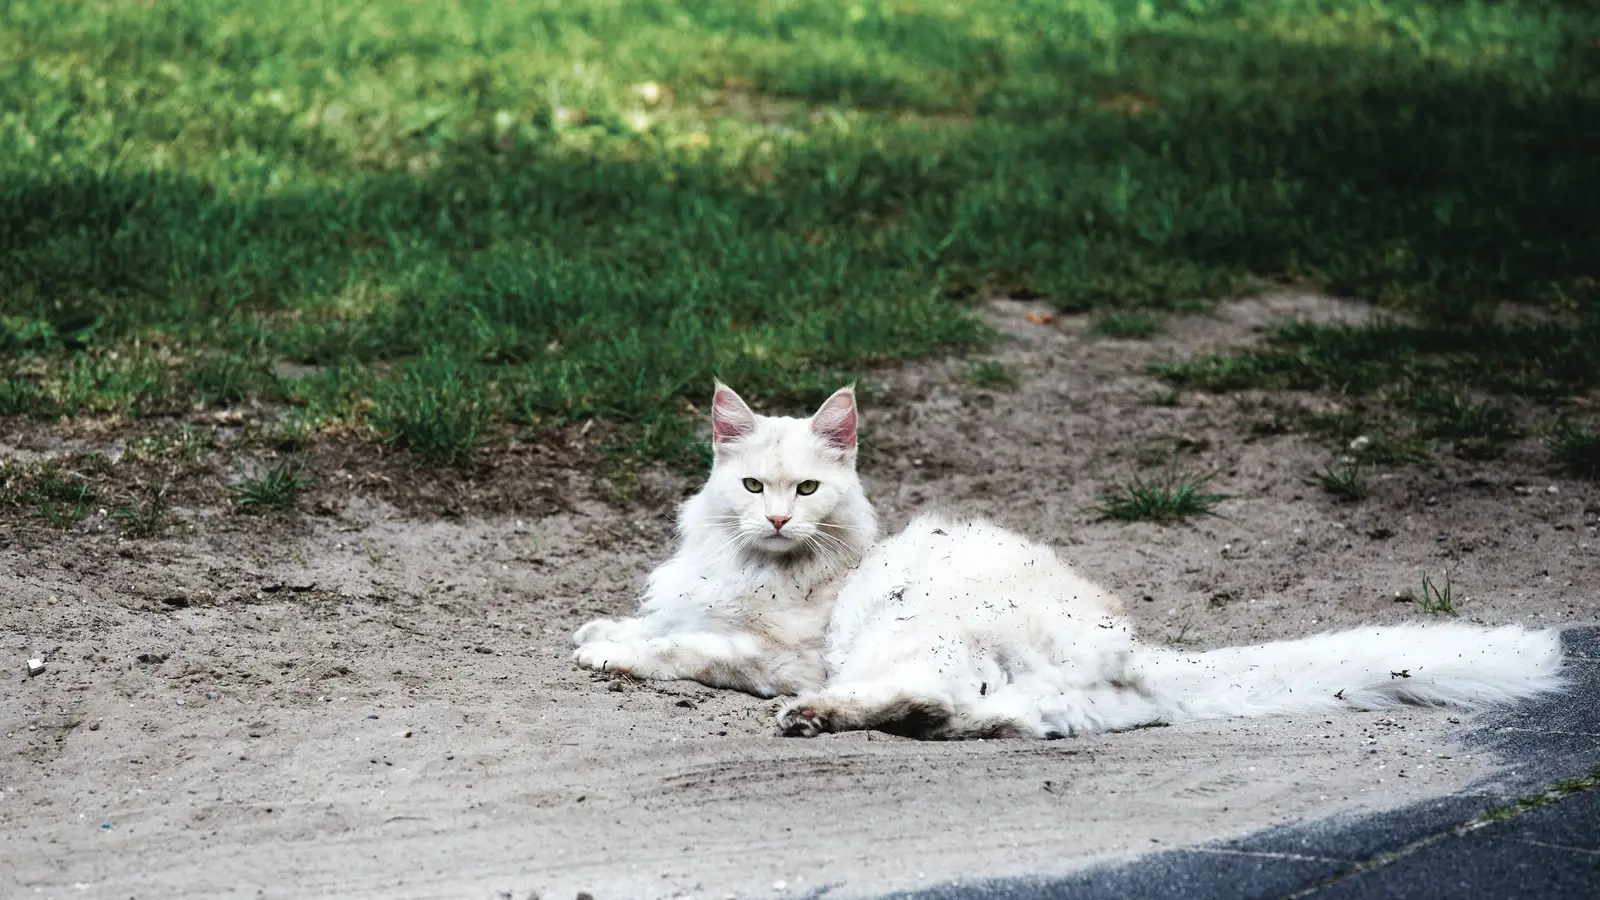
1132, 623, 1565, 724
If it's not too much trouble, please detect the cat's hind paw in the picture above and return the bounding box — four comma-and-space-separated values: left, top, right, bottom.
776, 699, 834, 738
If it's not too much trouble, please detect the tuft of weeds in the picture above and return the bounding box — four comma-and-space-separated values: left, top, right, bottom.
124, 427, 215, 462
113, 488, 170, 538
1549, 418, 1600, 479
1307, 457, 1367, 502
32, 472, 95, 529
227, 456, 313, 510
1091, 311, 1164, 340
187, 355, 281, 408
1409, 392, 1521, 460
1416, 572, 1458, 615
965, 359, 1018, 390
1164, 616, 1201, 647
1095, 465, 1228, 524
371, 354, 488, 467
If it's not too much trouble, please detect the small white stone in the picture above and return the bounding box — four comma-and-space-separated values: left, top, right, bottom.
1547, 485, 1560, 494
772, 881, 787, 891
26, 659, 45, 678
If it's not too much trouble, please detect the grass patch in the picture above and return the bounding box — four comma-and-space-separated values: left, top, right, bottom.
228, 456, 312, 509
2, 1, 1596, 461
113, 488, 171, 538
965, 359, 1018, 390
1095, 465, 1227, 524
125, 427, 215, 462
1413, 571, 1458, 615
1157, 317, 1595, 462
31, 470, 96, 529
1408, 391, 1522, 460
1307, 457, 1368, 502
1090, 311, 1164, 340
1550, 418, 1600, 479
370, 353, 489, 467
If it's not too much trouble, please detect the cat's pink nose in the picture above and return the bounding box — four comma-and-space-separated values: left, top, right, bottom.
767, 515, 790, 532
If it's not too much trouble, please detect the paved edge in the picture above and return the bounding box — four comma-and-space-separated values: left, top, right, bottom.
873, 626, 1600, 900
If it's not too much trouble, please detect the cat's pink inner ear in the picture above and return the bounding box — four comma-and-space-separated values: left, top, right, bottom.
810, 387, 858, 450
711, 384, 757, 444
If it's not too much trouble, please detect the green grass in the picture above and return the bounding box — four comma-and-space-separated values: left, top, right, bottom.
1095, 466, 1227, 524
1156, 317, 1596, 465
1549, 418, 1600, 478
31, 470, 96, 528
965, 359, 1018, 389
370, 352, 490, 466
113, 488, 171, 538
228, 455, 312, 509
2, 1, 1596, 463
1090, 310, 1164, 340
1307, 457, 1367, 502
1415, 571, 1457, 615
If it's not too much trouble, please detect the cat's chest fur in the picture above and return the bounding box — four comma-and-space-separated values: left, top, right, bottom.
640, 551, 845, 649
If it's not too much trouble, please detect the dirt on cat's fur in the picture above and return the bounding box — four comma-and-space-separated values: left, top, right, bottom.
4, 294, 1597, 899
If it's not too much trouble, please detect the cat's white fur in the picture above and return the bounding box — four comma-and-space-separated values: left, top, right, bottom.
574, 385, 1567, 739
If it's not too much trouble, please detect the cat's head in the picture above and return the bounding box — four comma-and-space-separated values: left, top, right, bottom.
698, 381, 869, 557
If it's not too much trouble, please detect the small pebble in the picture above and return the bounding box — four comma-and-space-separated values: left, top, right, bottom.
367, 714, 379, 719
773, 881, 788, 891
88, 721, 100, 731
206, 692, 218, 700
26, 659, 46, 678
175, 699, 185, 706
607, 681, 625, 692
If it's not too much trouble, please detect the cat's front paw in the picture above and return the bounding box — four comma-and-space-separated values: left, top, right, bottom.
573, 617, 619, 646
776, 698, 833, 738
574, 616, 650, 646
573, 640, 642, 675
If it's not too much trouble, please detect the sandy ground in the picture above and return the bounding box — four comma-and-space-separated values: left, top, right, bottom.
4, 294, 1597, 900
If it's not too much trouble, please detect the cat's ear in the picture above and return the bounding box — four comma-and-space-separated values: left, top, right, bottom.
711, 380, 757, 445
810, 385, 858, 452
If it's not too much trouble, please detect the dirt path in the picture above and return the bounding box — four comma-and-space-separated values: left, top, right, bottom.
4, 295, 1596, 899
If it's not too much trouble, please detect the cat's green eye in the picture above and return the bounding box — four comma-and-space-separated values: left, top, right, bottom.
796, 480, 820, 496
742, 477, 764, 493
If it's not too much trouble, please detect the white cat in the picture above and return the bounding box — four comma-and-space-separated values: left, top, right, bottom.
574, 384, 1567, 739
572, 382, 877, 697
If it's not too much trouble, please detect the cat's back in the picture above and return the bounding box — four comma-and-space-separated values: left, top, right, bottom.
834, 513, 1122, 635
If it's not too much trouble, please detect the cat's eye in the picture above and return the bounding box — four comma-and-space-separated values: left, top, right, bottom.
742, 477, 764, 493
796, 480, 819, 496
